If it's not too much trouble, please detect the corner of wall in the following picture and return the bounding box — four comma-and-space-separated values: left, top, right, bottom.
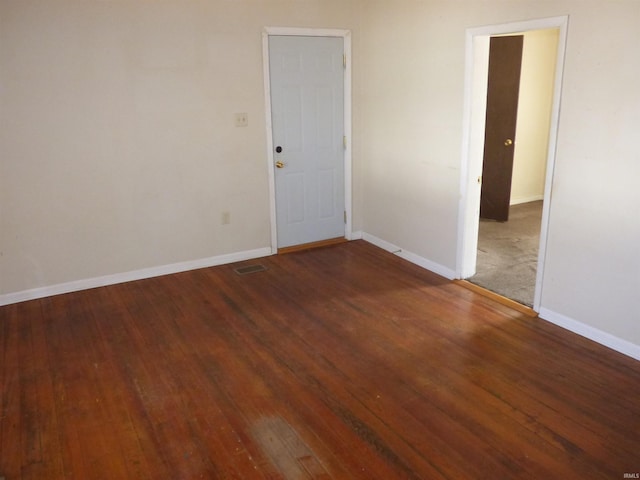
361, 232, 456, 280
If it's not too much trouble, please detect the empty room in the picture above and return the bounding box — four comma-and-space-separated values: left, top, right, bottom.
1, 1, 639, 478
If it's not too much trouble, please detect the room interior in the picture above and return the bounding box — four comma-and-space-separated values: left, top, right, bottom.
1, 0, 640, 477
2, 0, 638, 359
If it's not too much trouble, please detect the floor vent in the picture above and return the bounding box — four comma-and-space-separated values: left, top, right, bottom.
234, 264, 268, 275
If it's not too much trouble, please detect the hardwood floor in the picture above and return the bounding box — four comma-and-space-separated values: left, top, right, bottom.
1, 240, 639, 479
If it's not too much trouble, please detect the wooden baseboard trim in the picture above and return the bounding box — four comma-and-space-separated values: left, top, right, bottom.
453, 280, 538, 317
278, 237, 348, 254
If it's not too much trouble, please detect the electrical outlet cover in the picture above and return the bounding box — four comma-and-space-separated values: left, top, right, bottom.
234, 113, 248, 127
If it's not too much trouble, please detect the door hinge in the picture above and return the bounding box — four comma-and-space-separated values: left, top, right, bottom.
343, 53, 347, 69
344, 211, 347, 224
343, 135, 347, 149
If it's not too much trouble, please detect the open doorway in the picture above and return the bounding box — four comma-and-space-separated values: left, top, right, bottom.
456, 17, 568, 312
470, 29, 558, 307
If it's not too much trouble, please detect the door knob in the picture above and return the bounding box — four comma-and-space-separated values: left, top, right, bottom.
275, 146, 283, 153
275, 161, 285, 169
504, 139, 513, 146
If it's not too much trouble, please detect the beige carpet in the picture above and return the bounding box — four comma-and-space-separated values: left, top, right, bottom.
469, 201, 543, 307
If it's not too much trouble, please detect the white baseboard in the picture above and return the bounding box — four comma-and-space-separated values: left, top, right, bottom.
510, 194, 544, 206
361, 232, 456, 280
349, 230, 364, 240
360, 233, 640, 362
538, 307, 640, 361
4, 240, 638, 363
0, 247, 272, 307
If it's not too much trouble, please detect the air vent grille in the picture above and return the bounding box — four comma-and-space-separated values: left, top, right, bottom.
234, 264, 268, 275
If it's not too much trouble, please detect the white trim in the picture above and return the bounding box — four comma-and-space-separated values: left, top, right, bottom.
264, 27, 350, 38
262, 31, 278, 254
533, 18, 569, 309
456, 31, 488, 279
0, 247, 272, 307
262, 27, 353, 250
510, 194, 544, 206
362, 233, 456, 280
539, 308, 640, 362
456, 16, 569, 313
465, 16, 569, 38
343, 32, 354, 240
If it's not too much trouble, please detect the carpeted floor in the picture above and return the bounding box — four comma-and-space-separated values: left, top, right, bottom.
469, 201, 543, 307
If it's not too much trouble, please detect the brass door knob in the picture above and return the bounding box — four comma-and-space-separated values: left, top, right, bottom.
275, 161, 285, 169
504, 138, 513, 146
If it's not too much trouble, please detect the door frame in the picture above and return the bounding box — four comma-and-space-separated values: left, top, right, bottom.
456, 16, 569, 311
262, 27, 353, 254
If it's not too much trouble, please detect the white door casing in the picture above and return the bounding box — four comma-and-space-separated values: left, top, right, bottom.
263, 28, 352, 252
456, 16, 569, 311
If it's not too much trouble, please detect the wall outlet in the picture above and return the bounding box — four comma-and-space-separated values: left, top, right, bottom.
221, 211, 231, 225
234, 113, 248, 127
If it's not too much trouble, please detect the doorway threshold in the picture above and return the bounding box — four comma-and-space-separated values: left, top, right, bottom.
454, 280, 538, 317
278, 237, 347, 255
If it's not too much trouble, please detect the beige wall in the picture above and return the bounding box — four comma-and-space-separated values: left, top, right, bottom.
2, 1, 640, 352
0, 0, 360, 294
511, 28, 558, 205
356, 0, 640, 348
357, 1, 464, 268
539, 2, 640, 343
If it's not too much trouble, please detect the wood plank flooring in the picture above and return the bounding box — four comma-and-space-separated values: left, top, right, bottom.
1, 240, 639, 479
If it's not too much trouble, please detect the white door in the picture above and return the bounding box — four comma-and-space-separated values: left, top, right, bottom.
269, 35, 345, 249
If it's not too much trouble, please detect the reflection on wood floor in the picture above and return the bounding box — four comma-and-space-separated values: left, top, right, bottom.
2, 240, 639, 479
